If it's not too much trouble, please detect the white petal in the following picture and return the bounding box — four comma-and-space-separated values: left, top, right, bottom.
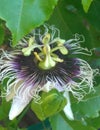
9, 85, 33, 120
63, 91, 74, 120
9, 96, 32, 120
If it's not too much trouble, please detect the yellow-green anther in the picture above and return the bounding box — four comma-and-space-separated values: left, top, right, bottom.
51, 53, 63, 62
42, 33, 50, 44
22, 44, 41, 56
56, 38, 68, 55
22, 37, 35, 56
51, 45, 68, 55
22, 46, 35, 56
52, 57, 63, 62
59, 46, 68, 55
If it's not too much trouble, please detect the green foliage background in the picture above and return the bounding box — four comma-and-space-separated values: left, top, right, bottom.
0, 0, 100, 130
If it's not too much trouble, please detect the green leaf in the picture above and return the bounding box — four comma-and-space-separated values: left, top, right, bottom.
31, 89, 67, 121
72, 84, 100, 119
82, 0, 93, 13
0, 0, 58, 45
49, 113, 96, 130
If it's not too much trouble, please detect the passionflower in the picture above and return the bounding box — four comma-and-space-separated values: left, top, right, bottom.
0, 25, 96, 120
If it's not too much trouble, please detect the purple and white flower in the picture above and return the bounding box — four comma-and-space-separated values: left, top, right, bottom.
0, 25, 96, 120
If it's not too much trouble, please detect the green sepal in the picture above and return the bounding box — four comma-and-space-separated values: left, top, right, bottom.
31, 89, 67, 121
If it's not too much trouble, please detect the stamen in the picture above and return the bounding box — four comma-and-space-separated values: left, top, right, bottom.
34, 52, 42, 61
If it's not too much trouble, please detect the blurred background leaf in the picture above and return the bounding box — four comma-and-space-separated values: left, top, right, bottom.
0, 126, 7, 130
48, 0, 100, 49
50, 113, 96, 130
71, 84, 100, 119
